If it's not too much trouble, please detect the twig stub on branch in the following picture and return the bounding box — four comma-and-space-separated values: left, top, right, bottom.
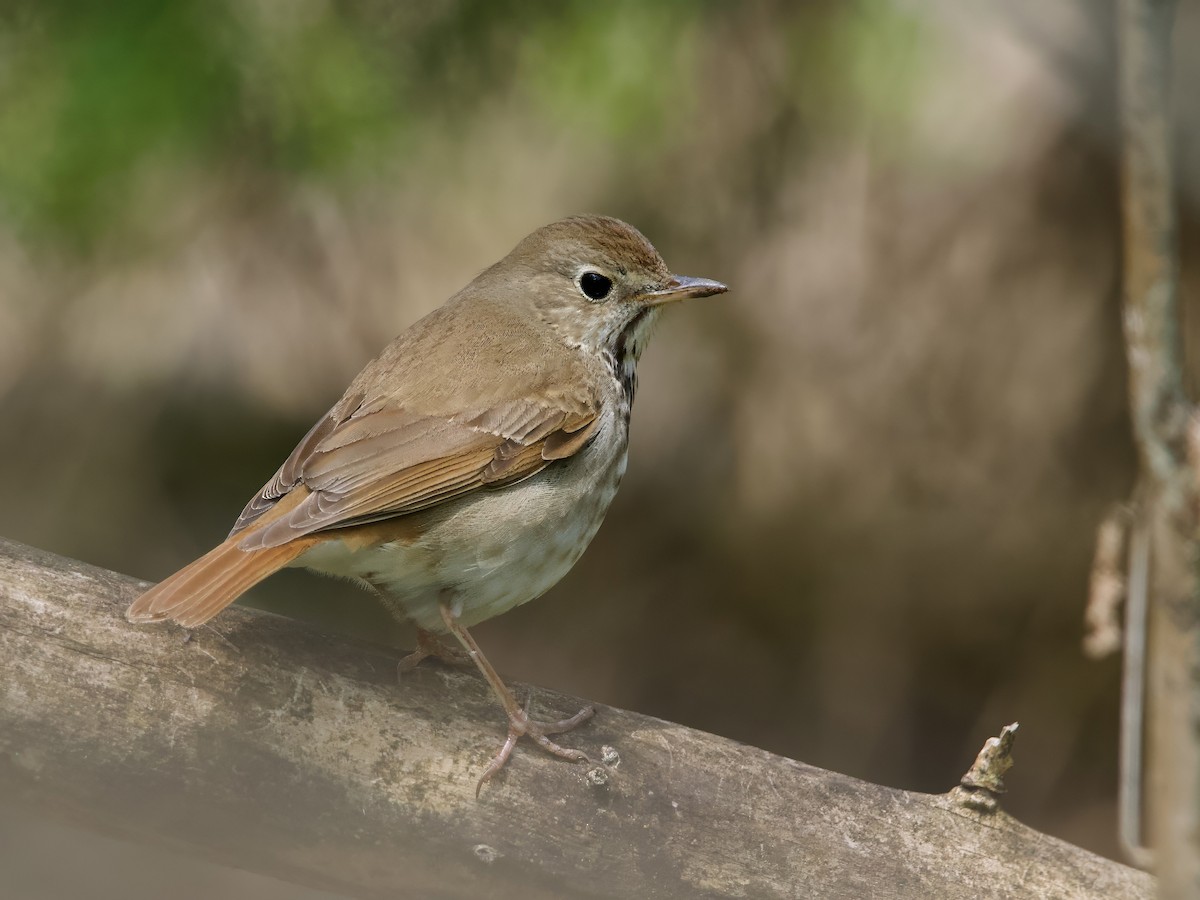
951, 723, 1019, 813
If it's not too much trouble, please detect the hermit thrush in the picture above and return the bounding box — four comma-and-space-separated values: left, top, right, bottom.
127, 215, 727, 790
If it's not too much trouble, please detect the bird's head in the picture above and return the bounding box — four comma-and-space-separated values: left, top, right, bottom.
497, 215, 727, 364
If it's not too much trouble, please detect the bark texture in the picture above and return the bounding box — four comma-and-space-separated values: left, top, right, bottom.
0, 538, 1153, 899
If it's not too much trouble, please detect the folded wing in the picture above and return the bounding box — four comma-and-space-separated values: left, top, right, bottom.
126, 392, 600, 627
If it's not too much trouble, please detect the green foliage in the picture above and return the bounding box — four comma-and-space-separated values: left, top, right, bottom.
786, 0, 932, 139
0, 0, 242, 242
518, 2, 700, 142
237, 7, 404, 176
0, 0, 928, 248
0, 0, 407, 244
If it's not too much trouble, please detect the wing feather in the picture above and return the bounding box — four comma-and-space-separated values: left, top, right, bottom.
233, 395, 602, 551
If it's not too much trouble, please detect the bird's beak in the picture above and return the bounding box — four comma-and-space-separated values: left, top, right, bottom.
642, 275, 728, 306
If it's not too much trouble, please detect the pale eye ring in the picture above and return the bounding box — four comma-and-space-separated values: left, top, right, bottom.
577, 270, 613, 301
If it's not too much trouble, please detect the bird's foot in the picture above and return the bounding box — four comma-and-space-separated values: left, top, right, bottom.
396, 627, 474, 678
475, 697, 595, 797
434, 600, 595, 795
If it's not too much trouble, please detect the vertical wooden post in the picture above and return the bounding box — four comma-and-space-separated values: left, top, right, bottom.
1115, 0, 1194, 895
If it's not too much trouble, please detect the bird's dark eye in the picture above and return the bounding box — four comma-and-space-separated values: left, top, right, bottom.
578, 271, 613, 301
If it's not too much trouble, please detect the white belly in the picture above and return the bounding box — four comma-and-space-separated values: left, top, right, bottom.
294, 420, 628, 631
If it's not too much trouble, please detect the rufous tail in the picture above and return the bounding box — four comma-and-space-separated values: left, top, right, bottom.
126, 536, 314, 628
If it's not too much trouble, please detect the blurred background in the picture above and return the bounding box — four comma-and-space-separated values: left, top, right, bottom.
3, 0, 1199, 895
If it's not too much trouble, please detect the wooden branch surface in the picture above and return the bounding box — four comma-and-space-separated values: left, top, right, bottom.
0, 538, 1153, 899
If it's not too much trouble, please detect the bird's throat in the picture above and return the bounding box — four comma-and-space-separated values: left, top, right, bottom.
608, 306, 661, 412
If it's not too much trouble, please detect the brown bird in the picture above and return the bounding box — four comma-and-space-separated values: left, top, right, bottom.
127, 215, 727, 790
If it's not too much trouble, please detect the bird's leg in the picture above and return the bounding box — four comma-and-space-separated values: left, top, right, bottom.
438, 600, 594, 794
366, 583, 473, 678
396, 627, 473, 676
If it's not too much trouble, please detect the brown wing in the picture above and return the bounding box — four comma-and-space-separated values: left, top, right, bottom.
125, 397, 599, 628
230, 395, 600, 551
228, 390, 365, 536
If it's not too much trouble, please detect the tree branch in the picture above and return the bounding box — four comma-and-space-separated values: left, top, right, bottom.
0, 538, 1152, 898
